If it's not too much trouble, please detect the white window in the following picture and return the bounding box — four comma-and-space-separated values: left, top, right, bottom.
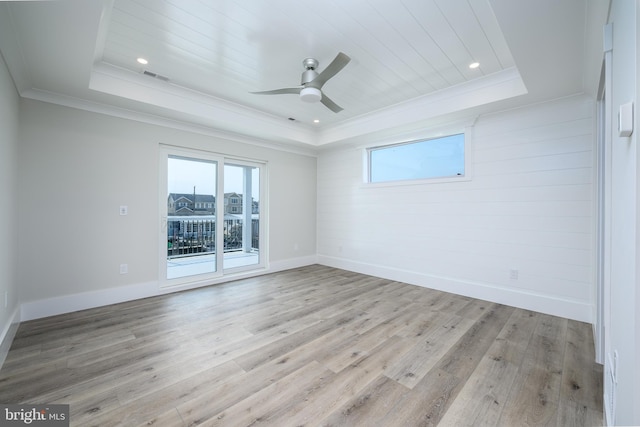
368, 133, 465, 183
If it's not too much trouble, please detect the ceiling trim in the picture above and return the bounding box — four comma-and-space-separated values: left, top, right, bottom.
92, 0, 114, 64
89, 62, 318, 146
20, 87, 319, 158
317, 67, 527, 146
88, 62, 526, 148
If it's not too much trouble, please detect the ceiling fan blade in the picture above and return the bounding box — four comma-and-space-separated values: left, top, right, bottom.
309, 52, 351, 89
320, 93, 344, 113
251, 87, 301, 95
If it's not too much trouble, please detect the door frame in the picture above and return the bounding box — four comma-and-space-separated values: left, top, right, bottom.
594, 26, 613, 365
158, 145, 268, 290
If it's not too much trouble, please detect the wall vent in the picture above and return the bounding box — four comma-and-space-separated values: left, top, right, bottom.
142, 70, 170, 82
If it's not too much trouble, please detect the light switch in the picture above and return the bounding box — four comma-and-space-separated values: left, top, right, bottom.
120, 205, 128, 216
618, 102, 633, 137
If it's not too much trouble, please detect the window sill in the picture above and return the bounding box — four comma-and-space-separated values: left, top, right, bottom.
361, 174, 471, 189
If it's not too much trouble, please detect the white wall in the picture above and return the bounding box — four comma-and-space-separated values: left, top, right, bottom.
604, 0, 639, 424
317, 95, 594, 322
17, 99, 317, 318
0, 53, 20, 365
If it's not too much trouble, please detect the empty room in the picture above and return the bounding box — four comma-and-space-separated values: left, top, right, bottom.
0, 0, 638, 426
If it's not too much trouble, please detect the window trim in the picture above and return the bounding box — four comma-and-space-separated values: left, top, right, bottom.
363, 128, 472, 187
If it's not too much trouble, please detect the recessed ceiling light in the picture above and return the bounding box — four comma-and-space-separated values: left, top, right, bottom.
469, 62, 480, 69
313, 119, 320, 124
137, 57, 149, 65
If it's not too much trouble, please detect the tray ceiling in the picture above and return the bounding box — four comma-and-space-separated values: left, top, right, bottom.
0, 0, 599, 149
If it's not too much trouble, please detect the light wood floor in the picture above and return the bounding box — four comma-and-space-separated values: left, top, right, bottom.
0, 265, 603, 426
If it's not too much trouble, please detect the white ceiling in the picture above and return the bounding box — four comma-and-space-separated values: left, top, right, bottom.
0, 0, 608, 151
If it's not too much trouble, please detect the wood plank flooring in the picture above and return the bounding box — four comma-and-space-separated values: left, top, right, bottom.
0, 265, 603, 426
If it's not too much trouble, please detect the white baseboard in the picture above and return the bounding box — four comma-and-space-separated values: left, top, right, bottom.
12, 253, 591, 353
318, 255, 593, 323
19, 255, 318, 322
20, 281, 160, 321
0, 306, 20, 370
268, 255, 318, 273
157, 255, 318, 293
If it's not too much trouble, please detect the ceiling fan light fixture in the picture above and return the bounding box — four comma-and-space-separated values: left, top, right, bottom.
251, 52, 350, 112
300, 87, 322, 103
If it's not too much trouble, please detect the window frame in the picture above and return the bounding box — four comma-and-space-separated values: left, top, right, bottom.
364, 129, 472, 187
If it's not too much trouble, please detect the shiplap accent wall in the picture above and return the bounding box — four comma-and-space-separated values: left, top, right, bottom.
317, 95, 594, 322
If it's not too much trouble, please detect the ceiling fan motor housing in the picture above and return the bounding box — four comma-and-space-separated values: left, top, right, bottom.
300, 58, 321, 102
302, 57, 318, 69
301, 69, 319, 86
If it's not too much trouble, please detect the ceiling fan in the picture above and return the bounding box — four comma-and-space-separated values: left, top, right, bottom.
251, 52, 351, 113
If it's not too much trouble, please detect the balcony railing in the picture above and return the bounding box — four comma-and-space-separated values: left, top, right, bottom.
167, 215, 258, 258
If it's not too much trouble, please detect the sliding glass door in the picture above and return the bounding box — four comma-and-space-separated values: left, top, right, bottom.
160, 146, 265, 288
223, 163, 260, 269
166, 155, 218, 280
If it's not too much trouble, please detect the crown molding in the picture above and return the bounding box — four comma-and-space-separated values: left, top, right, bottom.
19, 88, 319, 157
317, 67, 526, 146
19, 61, 526, 157
89, 62, 319, 146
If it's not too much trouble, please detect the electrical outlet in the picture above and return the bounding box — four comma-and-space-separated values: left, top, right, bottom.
119, 205, 128, 216
509, 269, 519, 280
120, 264, 128, 274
